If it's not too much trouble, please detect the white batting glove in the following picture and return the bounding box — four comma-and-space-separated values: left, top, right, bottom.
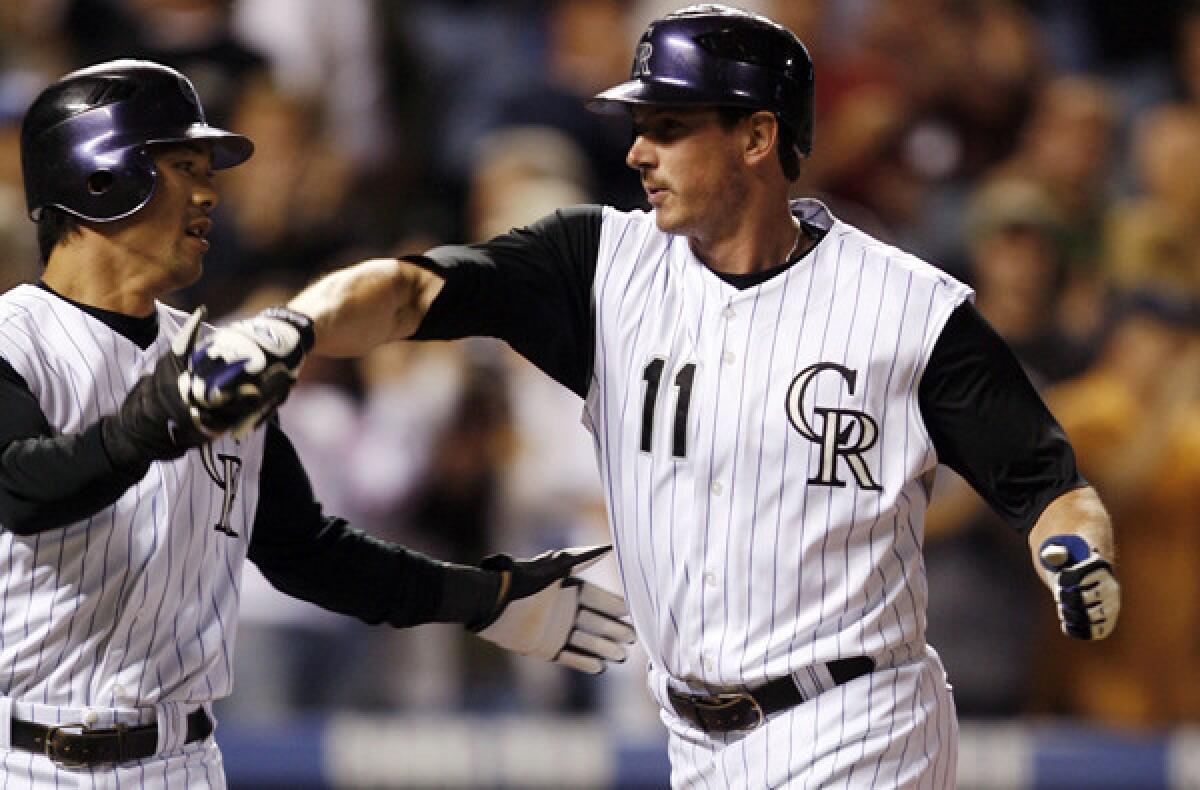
184, 307, 315, 436
1039, 535, 1120, 640
472, 545, 636, 674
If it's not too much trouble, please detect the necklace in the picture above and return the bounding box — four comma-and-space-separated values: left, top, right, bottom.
785, 221, 807, 263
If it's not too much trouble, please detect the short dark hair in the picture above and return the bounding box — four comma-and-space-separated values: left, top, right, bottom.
716, 106, 801, 181
36, 207, 81, 265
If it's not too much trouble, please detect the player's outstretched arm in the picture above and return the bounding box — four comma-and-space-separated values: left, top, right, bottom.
185, 259, 439, 428
468, 545, 636, 674
1027, 486, 1120, 640
288, 257, 445, 357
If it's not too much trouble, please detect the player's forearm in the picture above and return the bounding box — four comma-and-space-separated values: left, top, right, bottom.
288, 257, 445, 357
0, 422, 147, 534
1026, 485, 1114, 585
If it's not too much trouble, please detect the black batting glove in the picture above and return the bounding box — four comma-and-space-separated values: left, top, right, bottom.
101, 306, 212, 466
471, 545, 636, 674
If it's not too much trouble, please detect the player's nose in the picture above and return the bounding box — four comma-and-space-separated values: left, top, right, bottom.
626, 134, 656, 171
193, 180, 217, 212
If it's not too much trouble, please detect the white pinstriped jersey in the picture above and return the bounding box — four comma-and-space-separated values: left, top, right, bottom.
583, 200, 972, 696
0, 284, 265, 712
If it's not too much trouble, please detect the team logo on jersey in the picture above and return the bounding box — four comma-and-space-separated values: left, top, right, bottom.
785, 363, 882, 491
201, 444, 243, 537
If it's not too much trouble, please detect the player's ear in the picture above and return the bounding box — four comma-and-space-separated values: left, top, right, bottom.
743, 111, 779, 168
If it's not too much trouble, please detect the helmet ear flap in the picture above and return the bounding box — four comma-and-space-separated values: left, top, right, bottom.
40, 145, 158, 223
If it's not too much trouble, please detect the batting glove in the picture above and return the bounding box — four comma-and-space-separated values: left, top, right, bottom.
101, 306, 216, 465
471, 545, 636, 674
1039, 535, 1120, 640
185, 306, 315, 436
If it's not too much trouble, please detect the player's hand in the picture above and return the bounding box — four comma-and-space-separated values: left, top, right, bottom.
102, 306, 214, 464
185, 306, 315, 436
471, 545, 636, 674
1039, 535, 1120, 640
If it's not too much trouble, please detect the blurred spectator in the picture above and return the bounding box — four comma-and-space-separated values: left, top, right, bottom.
924, 176, 1087, 717
395, 352, 519, 708
468, 126, 591, 240
344, 340, 474, 711
85, 0, 270, 128
492, 0, 644, 209
994, 75, 1120, 348
0, 0, 78, 296
0, 102, 39, 293
1035, 257, 1200, 726
1038, 0, 1181, 102
0, 0, 76, 89
233, 0, 388, 169
1109, 104, 1200, 292
200, 78, 358, 317
1173, 4, 1200, 105
962, 177, 1093, 386
799, 0, 1045, 263
388, 1, 544, 194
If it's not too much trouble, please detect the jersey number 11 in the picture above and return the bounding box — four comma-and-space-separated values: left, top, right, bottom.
640, 359, 696, 459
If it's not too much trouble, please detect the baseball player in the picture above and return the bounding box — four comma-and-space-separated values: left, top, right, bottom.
0, 60, 634, 788
202, 5, 1121, 787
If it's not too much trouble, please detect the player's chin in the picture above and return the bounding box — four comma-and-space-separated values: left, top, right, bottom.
651, 206, 683, 233
169, 253, 205, 290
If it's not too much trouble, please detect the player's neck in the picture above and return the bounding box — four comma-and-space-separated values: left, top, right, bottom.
689, 201, 804, 276
43, 243, 162, 318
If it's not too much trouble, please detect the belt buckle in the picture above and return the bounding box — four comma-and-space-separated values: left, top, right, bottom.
43, 722, 88, 768
695, 692, 764, 732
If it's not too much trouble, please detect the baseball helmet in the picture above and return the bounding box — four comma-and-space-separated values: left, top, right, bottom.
20, 59, 254, 223
588, 4, 814, 155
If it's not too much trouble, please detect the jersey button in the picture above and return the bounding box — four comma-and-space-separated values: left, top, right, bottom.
82, 708, 99, 727
722, 307, 737, 320
703, 571, 718, 587
722, 351, 736, 365
710, 481, 723, 496
702, 655, 714, 672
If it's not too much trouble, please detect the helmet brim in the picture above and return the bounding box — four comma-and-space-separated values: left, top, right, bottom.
143, 124, 254, 169
587, 79, 732, 114
177, 124, 254, 169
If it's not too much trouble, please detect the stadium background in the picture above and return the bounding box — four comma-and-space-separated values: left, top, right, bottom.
1, 1, 1198, 787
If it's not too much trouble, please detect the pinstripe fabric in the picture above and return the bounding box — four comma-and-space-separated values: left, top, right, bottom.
0, 285, 263, 785
0, 738, 226, 789
584, 200, 970, 787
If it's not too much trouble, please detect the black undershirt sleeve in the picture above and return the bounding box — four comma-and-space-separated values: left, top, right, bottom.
248, 420, 501, 628
0, 357, 146, 535
410, 204, 604, 397
918, 302, 1086, 534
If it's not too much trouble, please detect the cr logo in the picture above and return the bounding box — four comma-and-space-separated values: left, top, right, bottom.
634, 41, 653, 77
785, 363, 882, 490
201, 444, 243, 537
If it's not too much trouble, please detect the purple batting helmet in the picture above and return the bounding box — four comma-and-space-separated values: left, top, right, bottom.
588, 4, 814, 155
20, 59, 253, 222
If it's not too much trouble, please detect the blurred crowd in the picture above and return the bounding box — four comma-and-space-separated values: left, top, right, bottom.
1, 0, 1198, 733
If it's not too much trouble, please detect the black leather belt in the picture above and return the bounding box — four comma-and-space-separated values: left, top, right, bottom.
668, 656, 876, 733
11, 707, 212, 766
